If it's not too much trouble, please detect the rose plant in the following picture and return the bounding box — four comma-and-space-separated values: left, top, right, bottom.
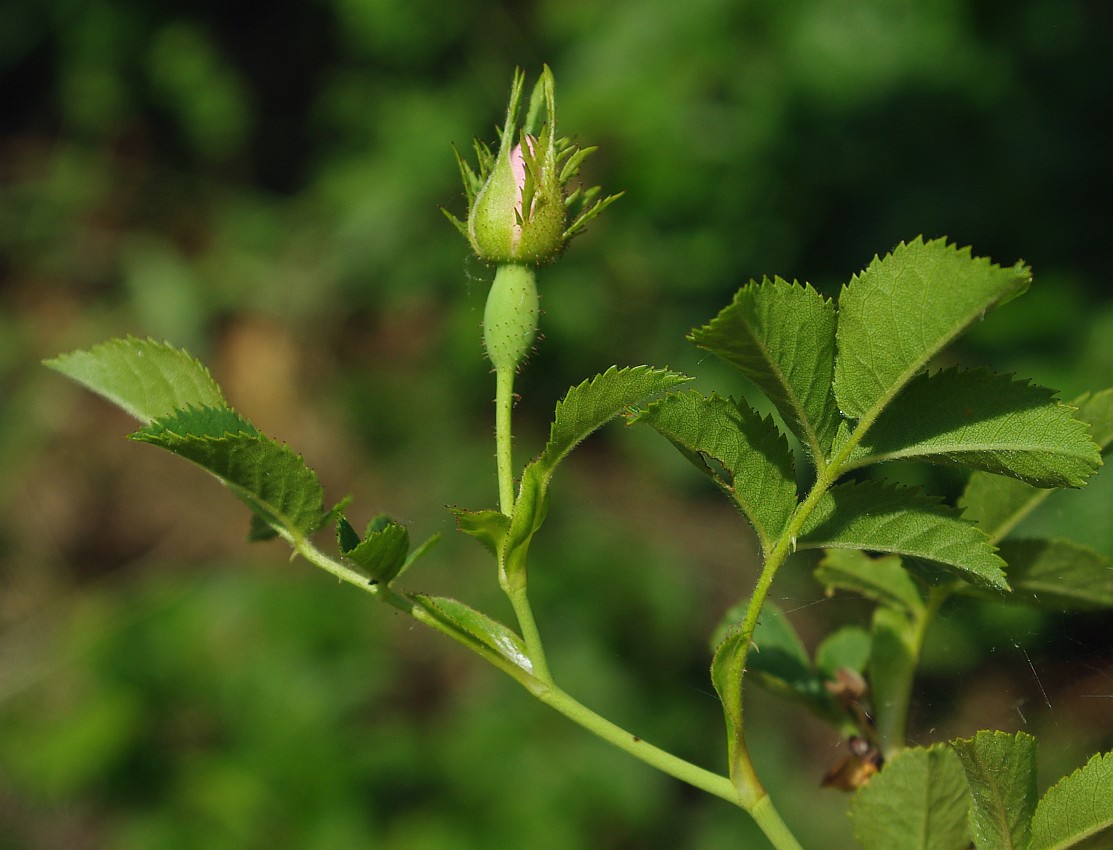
47, 68, 1113, 850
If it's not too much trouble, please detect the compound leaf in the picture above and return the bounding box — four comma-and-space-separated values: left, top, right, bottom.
1030, 749, 1113, 850
847, 369, 1100, 488
951, 731, 1037, 850
849, 744, 971, 850
45, 336, 226, 423
632, 390, 796, 553
834, 238, 1030, 423
689, 278, 839, 462
798, 481, 1008, 590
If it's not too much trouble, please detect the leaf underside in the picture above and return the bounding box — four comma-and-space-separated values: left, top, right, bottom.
45, 336, 226, 423
412, 594, 534, 677
133, 409, 325, 539
632, 390, 796, 553
995, 539, 1113, 611
814, 549, 925, 616
848, 368, 1100, 488
798, 481, 1008, 590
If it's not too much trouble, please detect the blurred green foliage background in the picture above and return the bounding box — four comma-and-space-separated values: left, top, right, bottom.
2, 1, 1111, 847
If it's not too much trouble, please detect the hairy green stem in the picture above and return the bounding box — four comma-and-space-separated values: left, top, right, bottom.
289, 535, 803, 849
494, 365, 517, 515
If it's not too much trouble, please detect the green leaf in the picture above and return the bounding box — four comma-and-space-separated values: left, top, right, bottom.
834, 238, 1030, 422
336, 515, 410, 585
689, 278, 839, 461
45, 336, 226, 423
449, 507, 510, 557
959, 387, 1113, 543
997, 539, 1113, 610
846, 369, 1100, 488
132, 419, 325, 539
503, 366, 689, 586
849, 744, 971, 850
1030, 749, 1113, 850
1075, 387, 1113, 451
543, 366, 690, 468
814, 549, 925, 615
959, 473, 1049, 544
411, 595, 535, 679
951, 731, 1037, 850
632, 391, 797, 553
815, 626, 872, 682
798, 481, 1008, 590
134, 404, 258, 439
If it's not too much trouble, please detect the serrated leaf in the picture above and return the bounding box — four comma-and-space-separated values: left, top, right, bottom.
542, 366, 690, 467
798, 481, 1008, 590
959, 388, 1113, 543
849, 744, 971, 850
45, 336, 226, 423
834, 238, 1030, 422
449, 507, 511, 557
502, 366, 689, 586
996, 539, 1113, 610
1030, 749, 1113, 850
951, 731, 1037, 850
689, 278, 840, 462
135, 404, 258, 439
815, 549, 925, 615
847, 369, 1100, 488
411, 594, 534, 678
132, 425, 325, 539
632, 391, 796, 553
336, 515, 409, 585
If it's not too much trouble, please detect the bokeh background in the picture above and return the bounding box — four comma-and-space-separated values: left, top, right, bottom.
2, 1, 1112, 847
